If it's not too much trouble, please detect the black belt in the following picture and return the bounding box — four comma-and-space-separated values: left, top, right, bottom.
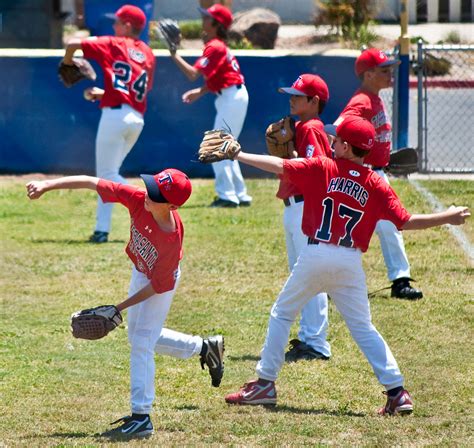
217, 84, 242, 95
110, 105, 122, 109
307, 238, 320, 245
283, 195, 304, 207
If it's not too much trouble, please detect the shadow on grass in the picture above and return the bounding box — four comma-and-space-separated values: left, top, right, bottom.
30, 238, 126, 244
227, 354, 261, 362
267, 404, 366, 418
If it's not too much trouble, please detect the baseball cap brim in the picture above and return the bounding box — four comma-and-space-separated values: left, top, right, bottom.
140, 174, 168, 203
324, 124, 337, 137
379, 59, 401, 68
197, 6, 213, 17
278, 87, 306, 96
105, 12, 117, 20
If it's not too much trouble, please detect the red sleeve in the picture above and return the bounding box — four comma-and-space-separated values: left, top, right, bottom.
193, 43, 225, 79
282, 157, 323, 192
378, 183, 411, 229
96, 179, 142, 214
297, 126, 332, 158
81, 36, 111, 62
337, 94, 370, 122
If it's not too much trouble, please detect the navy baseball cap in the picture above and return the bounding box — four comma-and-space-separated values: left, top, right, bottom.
141, 169, 192, 206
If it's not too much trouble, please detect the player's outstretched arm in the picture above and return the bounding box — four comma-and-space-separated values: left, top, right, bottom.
171, 53, 201, 81
26, 175, 99, 200
63, 38, 83, 65
115, 282, 156, 312
402, 205, 470, 230
235, 151, 285, 175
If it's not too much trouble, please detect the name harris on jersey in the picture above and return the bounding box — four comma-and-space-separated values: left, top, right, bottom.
327, 171, 369, 206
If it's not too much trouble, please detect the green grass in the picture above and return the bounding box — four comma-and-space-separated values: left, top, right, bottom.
1, 177, 473, 447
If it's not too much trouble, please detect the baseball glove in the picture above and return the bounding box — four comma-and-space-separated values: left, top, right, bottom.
198, 129, 241, 163
265, 116, 297, 158
388, 147, 419, 176
156, 19, 181, 53
71, 305, 123, 340
58, 58, 97, 88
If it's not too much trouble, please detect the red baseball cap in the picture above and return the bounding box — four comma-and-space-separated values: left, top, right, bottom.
336, 115, 375, 151
355, 48, 400, 77
113, 4, 147, 30
279, 74, 330, 102
198, 4, 233, 29
141, 169, 192, 206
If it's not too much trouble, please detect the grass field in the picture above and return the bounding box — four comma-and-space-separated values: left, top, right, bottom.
1, 177, 473, 447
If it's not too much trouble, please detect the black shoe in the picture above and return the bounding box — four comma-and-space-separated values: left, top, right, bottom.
239, 200, 252, 207
101, 414, 153, 439
210, 198, 238, 208
89, 231, 108, 243
200, 335, 225, 387
285, 339, 329, 363
391, 277, 423, 300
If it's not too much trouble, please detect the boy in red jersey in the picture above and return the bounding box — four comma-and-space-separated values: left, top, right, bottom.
336, 48, 422, 300
26, 170, 224, 439
168, 4, 252, 208
222, 116, 469, 414
275, 74, 333, 362
63, 5, 156, 243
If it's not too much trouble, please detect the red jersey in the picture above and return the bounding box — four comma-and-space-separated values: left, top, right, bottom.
82, 36, 155, 115
97, 180, 183, 293
193, 38, 244, 93
276, 118, 332, 200
338, 88, 391, 167
282, 157, 411, 252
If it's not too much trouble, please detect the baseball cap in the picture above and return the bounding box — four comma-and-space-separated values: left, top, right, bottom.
141, 169, 192, 206
323, 124, 337, 137
355, 48, 400, 77
109, 4, 147, 30
278, 74, 330, 102
198, 4, 233, 29
335, 115, 375, 151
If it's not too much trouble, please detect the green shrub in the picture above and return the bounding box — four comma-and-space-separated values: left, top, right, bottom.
179, 20, 202, 40
228, 37, 254, 50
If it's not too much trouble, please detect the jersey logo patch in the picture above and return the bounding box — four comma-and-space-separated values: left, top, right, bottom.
349, 170, 360, 177
128, 48, 145, 63
306, 145, 315, 157
199, 57, 209, 68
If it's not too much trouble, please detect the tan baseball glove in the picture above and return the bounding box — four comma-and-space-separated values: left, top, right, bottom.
198, 130, 241, 163
58, 58, 97, 88
265, 116, 297, 158
71, 305, 123, 340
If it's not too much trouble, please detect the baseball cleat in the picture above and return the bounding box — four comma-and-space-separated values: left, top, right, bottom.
378, 389, 414, 416
89, 231, 109, 243
101, 414, 154, 439
285, 338, 330, 363
239, 200, 252, 207
209, 198, 239, 208
391, 278, 423, 300
225, 379, 277, 406
201, 335, 225, 387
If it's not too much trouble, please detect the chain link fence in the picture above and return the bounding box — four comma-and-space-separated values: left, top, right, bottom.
380, 44, 474, 173
415, 43, 474, 173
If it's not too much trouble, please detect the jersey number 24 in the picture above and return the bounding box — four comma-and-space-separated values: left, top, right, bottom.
113, 61, 148, 102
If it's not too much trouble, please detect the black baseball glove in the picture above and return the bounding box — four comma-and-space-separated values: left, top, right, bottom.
156, 19, 181, 54
388, 147, 419, 176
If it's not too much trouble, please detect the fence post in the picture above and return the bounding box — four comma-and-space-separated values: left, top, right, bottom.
416, 39, 425, 171
397, 0, 410, 149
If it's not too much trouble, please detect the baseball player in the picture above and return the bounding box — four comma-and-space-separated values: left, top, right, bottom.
338, 48, 422, 300
274, 74, 332, 362
63, 4, 156, 243
168, 4, 252, 207
26, 169, 224, 439
222, 116, 469, 414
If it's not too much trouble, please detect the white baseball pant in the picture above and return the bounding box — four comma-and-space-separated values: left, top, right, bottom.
283, 198, 331, 357
127, 267, 203, 415
256, 242, 404, 390
373, 169, 411, 281
212, 84, 252, 205
95, 105, 144, 233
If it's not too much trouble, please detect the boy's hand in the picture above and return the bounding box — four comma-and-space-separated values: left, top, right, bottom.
26, 180, 49, 200
446, 205, 470, 225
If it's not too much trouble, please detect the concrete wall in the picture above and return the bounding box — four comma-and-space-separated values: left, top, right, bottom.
0, 50, 360, 177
